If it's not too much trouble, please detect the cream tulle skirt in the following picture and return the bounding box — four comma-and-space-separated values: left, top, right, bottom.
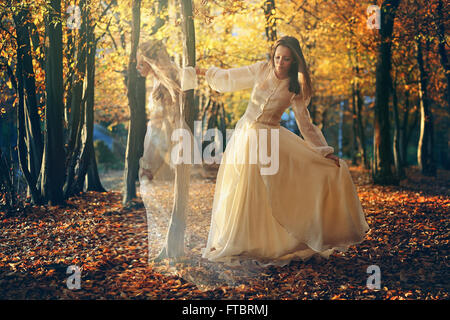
201, 116, 370, 266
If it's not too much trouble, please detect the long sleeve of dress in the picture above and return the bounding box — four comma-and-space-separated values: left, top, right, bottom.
292, 94, 334, 157
181, 66, 198, 91
205, 61, 266, 92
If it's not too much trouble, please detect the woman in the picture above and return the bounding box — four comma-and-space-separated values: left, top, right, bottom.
136, 40, 197, 182
196, 36, 369, 266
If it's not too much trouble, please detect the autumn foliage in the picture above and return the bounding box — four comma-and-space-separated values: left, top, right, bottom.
0, 0, 449, 302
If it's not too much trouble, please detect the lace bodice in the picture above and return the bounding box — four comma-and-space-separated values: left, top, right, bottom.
204, 61, 334, 157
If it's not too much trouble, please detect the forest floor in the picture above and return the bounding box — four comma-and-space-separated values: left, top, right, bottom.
0, 162, 448, 300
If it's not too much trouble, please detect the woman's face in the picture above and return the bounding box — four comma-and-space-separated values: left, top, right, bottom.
274, 45, 294, 77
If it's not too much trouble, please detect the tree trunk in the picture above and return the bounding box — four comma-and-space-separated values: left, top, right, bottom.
218, 102, 227, 149
123, 0, 147, 204
351, 62, 368, 169
87, 152, 106, 192
351, 89, 359, 166
16, 58, 41, 203
64, 28, 76, 124
73, 23, 105, 193
28, 20, 45, 71
416, 37, 436, 176
84, 35, 106, 193
150, 0, 168, 35
41, 0, 66, 205
436, 0, 449, 112
263, 0, 277, 42
372, 0, 400, 185
338, 100, 344, 158
400, 90, 410, 166
355, 80, 368, 169
156, 0, 196, 260
435, 0, 449, 169
200, 96, 211, 128
0, 149, 15, 209
13, 6, 43, 202
401, 96, 420, 167
63, 0, 88, 197
392, 79, 404, 178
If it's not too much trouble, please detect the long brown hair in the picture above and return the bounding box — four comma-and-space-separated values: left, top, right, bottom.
138, 39, 182, 103
269, 36, 313, 100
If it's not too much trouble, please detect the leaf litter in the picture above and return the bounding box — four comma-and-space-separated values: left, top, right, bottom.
0, 165, 448, 300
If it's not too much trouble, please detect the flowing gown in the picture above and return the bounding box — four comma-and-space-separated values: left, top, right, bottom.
139, 65, 198, 181
200, 60, 370, 266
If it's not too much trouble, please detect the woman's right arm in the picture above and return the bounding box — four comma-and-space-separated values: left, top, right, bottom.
196, 61, 266, 93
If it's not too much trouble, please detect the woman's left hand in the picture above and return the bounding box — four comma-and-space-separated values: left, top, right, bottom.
325, 153, 340, 167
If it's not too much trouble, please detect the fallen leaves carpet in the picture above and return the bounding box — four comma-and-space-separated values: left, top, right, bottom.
0, 165, 448, 300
